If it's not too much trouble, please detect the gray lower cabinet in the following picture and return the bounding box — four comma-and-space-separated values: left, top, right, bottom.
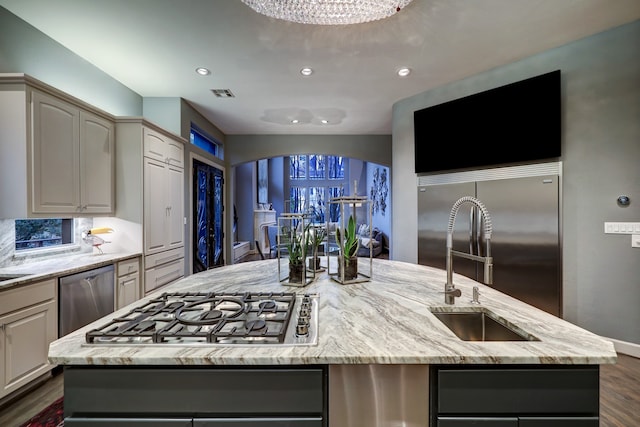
65, 418, 321, 426
63, 366, 327, 426
65, 420, 191, 426
195, 419, 322, 426
438, 417, 598, 426
431, 365, 600, 427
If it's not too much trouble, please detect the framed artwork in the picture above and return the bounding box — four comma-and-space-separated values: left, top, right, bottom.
257, 159, 268, 205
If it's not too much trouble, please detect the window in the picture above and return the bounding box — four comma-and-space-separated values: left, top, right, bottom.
289, 155, 307, 179
190, 124, 222, 159
308, 154, 325, 179
288, 155, 348, 221
15, 219, 74, 251
328, 155, 345, 179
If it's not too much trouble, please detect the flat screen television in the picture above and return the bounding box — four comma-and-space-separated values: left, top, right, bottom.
414, 70, 561, 174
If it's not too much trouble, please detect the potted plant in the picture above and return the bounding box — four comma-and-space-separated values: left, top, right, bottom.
336, 215, 359, 280
287, 222, 312, 283
307, 226, 326, 271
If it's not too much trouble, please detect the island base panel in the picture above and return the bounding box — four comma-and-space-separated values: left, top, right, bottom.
329, 364, 429, 427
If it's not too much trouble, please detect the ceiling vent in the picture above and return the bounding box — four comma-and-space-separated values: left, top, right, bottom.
211, 89, 235, 98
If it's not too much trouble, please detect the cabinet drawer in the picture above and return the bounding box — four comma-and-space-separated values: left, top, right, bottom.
117, 258, 140, 277
144, 258, 184, 293
144, 247, 183, 270
0, 279, 55, 316
436, 366, 599, 414
65, 419, 191, 426
64, 367, 326, 415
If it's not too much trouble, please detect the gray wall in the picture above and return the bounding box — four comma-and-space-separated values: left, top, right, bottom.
226, 134, 391, 167
0, 7, 141, 116
392, 20, 640, 345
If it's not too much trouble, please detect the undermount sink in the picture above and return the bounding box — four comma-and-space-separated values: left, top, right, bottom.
431, 308, 539, 342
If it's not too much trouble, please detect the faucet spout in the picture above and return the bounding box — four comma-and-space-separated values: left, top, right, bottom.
445, 196, 493, 304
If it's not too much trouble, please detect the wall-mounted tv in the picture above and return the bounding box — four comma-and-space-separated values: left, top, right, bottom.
414, 70, 561, 174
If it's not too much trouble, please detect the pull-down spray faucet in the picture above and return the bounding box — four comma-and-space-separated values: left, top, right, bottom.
445, 196, 493, 304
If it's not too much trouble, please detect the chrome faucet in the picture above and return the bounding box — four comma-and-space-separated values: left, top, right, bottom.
445, 196, 493, 304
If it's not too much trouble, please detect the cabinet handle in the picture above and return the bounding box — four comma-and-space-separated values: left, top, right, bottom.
121, 278, 135, 287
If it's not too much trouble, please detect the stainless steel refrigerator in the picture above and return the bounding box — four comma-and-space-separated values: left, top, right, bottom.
417, 164, 562, 316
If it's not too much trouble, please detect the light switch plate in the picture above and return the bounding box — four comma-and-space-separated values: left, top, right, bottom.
604, 222, 640, 234
632, 235, 640, 248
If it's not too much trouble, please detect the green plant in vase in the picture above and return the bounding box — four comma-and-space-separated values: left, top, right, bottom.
308, 226, 326, 271
336, 215, 359, 280
287, 221, 312, 283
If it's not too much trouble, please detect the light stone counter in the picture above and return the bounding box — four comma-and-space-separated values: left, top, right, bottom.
48, 258, 617, 366
0, 252, 141, 290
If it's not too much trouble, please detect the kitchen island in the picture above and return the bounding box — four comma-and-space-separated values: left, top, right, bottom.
49, 259, 616, 426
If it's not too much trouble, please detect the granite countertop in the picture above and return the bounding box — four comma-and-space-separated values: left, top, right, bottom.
48, 258, 617, 366
0, 252, 142, 290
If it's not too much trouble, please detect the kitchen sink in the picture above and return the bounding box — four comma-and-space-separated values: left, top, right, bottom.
430, 308, 539, 342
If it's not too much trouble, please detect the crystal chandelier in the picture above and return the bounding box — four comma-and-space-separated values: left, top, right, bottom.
241, 0, 414, 25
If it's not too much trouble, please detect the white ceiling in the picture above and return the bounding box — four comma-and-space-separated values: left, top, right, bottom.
2, 0, 639, 135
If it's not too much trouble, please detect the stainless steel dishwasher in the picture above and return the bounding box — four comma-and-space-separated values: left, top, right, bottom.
58, 264, 115, 337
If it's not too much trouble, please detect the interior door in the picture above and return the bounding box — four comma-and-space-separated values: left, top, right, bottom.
193, 160, 224, 273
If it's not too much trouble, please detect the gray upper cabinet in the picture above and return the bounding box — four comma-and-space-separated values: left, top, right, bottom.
0, 74, 115, 218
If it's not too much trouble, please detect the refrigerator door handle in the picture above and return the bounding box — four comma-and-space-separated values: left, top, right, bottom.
470, 205, 482, 256
476, 206, 484, 257
468, 206, 475, 255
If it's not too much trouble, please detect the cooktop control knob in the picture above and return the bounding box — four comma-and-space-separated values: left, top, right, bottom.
296, 316, 309, 336
295, 294, 313, 337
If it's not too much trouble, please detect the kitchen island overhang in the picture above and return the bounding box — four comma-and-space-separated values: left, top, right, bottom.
50, 259, 616, 426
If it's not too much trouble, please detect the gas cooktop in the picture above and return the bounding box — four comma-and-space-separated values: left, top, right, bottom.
84, 291, 318, 346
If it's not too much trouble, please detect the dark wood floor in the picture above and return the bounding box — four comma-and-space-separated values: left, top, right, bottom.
0, 254, 636, 427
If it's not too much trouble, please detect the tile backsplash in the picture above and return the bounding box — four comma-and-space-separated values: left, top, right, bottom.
0, 218, 93, 267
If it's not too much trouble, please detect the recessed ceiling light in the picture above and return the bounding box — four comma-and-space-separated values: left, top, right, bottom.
291, 119, 299, 124
196, 67, 211, 76
397, 67, 411, 77
321, 119, 329, 124
300, 67, 313, 76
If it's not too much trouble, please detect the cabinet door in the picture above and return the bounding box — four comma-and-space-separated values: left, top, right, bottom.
0, 299, 56, 398
31, 90, 81, 213
143, 127, 169, 163
166, 137, 184, 168
117, 274, 139, 309
80, 111, 114, 214
167, 163, 184, 250
144, 158, 170, 254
